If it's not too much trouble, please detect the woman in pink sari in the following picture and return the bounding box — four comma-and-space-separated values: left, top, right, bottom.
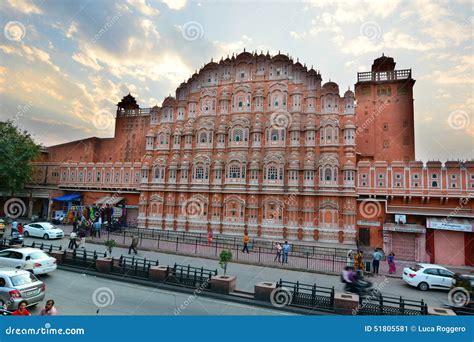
387, 252, 396, 274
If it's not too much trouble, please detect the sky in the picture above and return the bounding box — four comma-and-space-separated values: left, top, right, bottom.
0, 0, 472, 162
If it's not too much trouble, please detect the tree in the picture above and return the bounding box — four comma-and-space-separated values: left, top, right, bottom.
104, 239, 116, 256
219, 249, 232, 276
0, 121, 41, 195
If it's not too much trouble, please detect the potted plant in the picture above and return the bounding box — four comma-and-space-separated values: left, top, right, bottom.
95, 239, 116, 273
219, 249, 232, 276
211, 249, 236, 294
104, 239, 116, 257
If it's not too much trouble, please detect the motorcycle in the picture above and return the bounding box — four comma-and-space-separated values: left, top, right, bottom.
8, 231, 24, 245
342, 270, 374, 296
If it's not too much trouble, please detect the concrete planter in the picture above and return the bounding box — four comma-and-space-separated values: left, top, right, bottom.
149, 265, 169, 282
49, 251, 65, 265
334, 292, 359, 315
95, 257, 112, 273
427, 307, 457, 316
254, 281, 277, 301
210, 275, 236, 295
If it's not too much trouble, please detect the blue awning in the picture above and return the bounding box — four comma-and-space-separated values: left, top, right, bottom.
53, 194, 82, 201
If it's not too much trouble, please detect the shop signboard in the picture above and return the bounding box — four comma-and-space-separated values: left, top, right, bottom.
357, 220, 380, 227
113, 207, 122, 218
426, 218, 473, 232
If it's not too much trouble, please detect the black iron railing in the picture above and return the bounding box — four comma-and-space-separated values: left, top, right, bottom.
357, 293, 428, 315
276, 279, 335, 311
111, 255, 159, 278
165, 263, 217, 289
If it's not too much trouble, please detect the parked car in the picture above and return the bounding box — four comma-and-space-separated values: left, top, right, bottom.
403, 263, 454, 291
23, 222, 64, 240
0, 268, 46, 310
0, 248, 57, 275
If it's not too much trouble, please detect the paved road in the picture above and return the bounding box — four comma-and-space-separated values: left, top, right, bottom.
22, 234, 451, 308
28, 269, 292, 315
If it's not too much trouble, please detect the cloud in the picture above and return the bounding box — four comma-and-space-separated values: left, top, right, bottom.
126, 0, 160, 16
161, 0, 187, 10
72, 52, 103, 71
382, 30, 436, 51
0, 44, 60, 72
427, 55, 473, 85
5, 0, 43, 14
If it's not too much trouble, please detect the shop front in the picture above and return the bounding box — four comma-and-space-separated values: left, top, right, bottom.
426, 218, 474, 267
382, 223, 427, 262
356, 220, 382, 247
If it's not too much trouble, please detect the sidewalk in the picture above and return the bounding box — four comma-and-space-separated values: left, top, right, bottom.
52, 223, 473, 278
21, 227, 453, 307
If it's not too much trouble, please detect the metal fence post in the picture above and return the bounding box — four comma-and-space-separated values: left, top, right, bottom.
195, 238, 198, 254
176, 236, 179, 252
214, 236, 218, 256
306, 252, 309, 269
157, 234, 160, 249
258, 247, 261, 263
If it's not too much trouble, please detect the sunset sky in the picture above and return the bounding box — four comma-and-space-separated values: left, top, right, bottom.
0, 0, 472, 161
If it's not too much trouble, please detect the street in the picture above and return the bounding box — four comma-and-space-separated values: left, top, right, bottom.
29, 269, 292, 315
21, 233, 451, 309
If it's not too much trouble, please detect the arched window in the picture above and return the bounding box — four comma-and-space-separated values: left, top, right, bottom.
324, 168, 332, 181
234, 128, 243, 142
199, 132, 207, 143
271, 129, 279, 141
229, 165, 241, 178
195, 166, 204, 179
268, 166, 278, 180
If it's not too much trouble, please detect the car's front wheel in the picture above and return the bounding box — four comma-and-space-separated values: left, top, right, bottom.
43, 234, 49, 240
23, 231, 29, 237
418, 282, 429, 291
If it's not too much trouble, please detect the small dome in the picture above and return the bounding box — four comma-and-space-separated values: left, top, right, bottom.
344, 89, 354, 97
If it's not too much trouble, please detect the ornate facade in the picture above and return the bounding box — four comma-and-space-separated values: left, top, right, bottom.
19, 51, 473, 265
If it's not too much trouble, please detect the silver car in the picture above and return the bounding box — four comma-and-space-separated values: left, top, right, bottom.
0, 268, 46, 310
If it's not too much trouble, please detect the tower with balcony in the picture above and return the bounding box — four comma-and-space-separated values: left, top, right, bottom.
355, 54, 415, 163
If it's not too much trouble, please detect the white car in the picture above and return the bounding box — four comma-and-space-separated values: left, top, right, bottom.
23, 222, 64, 240
0, 248, 57, 275
403, 263, 454, 291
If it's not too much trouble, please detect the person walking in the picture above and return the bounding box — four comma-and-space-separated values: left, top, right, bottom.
387, 252, 396, 274
17, 223, 23, 235
242, 233, 250, 253
11, 300, 31, 316
40, 299, 58, 316
72, 218, 78, 232
372, 248, 383, 275
346, 250, 354, 268
22, 255, 35, 274
128, 235, 139, 255
10, 219, 18, 234
274, 242, 282, 262
354, 250, 365, 272
282, 241, 290, 264
93, 220, 101, 238
68, 230, 78, 250
207, 230, 213, 247
78, 229, 86, 249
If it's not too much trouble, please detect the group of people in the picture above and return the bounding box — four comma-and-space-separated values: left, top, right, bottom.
346, 248, 396, 275
274, 241, 290, 263
10, 220, 23, 235
10, 299, 58, 316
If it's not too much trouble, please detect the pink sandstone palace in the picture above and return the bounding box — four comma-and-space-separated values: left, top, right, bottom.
11, 51, 473, 266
